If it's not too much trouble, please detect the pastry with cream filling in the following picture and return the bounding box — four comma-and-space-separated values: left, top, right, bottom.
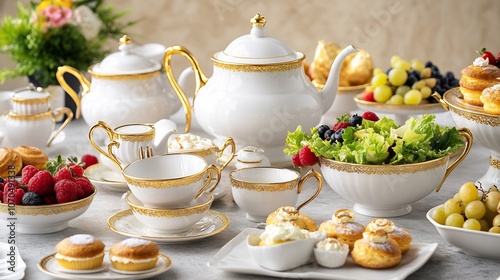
459, 57, 500, 106
0, 148, 23, 177
318, 209, 365, 249
351, 230, 402, 269
265, 206, 317, 232
55, 234, 105, 270
480, 83, 500, 115
109, 238, 159, 271
365, 218, 412, 254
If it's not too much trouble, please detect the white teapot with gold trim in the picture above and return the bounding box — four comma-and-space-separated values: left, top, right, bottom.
164, 14, 357, 165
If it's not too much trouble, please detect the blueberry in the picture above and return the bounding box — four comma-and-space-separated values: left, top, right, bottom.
324, 129, 334, 141
349, 114, 363, 127
317, 125, 330, 140
22, 192, 43, 205
385, 67, 392, 75
0, 177, 4, 183
445, 71, 455, 80
406, 75, 418, 86
334, 128, 345, 143
408, 70, 421, 81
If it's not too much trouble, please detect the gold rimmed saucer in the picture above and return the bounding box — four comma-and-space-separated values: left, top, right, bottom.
84, 163, 128, 192
107, 209, 230, 244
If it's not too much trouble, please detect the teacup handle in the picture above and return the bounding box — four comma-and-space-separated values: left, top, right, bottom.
88, 121, 123, 170
296, 169, 323, 212
194, 164, 221, 199
217, 137, 236, 171
435, 127, 473, 192
46, 107, 73, 147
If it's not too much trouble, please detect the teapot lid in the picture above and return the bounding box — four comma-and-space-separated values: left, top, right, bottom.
12, 84, 49, 101
213, 14, 304, 64
91, 35, 161, 75
236, 146, 265, 163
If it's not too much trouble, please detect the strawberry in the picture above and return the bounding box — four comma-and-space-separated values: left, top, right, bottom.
333, 122, 350, 132
362, 111, 379, 121
55, 179, 80, 203
292, 153, 303, 167
362, 91, 375, 102
68, 164, 84, 178
81, 154, 98, 169
75, 177, 94, 198
28, 170, 55, 196
298, 146, 318, 166
20, 165, 39, 185
54, 168, 74, 183
477, 48, 496, 65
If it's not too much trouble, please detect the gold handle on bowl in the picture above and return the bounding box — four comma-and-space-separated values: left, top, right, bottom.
431, 92, 449, 111
56, 65, 90, 119
88, 121, 123, 170
435, 127, 473, 192
296, 169, 323, 212
194, 164, 221, 199
164, 45, 208, 133
217, 137, 236, 171
46, 107, 73, 147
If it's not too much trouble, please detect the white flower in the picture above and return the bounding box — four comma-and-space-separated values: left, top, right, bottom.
71, 5, 102, 40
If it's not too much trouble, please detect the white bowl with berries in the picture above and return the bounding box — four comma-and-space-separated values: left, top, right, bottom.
0, 156, 97, 234
284, 112, 472, 217
426, 182, 500, 259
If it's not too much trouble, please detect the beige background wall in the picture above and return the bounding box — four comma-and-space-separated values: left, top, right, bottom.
1, 0, 499, 90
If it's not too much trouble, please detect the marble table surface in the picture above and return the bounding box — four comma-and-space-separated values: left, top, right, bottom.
1, 111, 500, 280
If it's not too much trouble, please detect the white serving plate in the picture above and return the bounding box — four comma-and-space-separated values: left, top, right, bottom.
208, 228, 438, 280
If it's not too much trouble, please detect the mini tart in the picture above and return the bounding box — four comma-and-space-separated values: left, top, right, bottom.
365, 218, 412, 254
14, 145, 48, 170
265, 206, 317, 232
0, 148, 23, 177
459, 64, 500, 106
351, 230, 402, 269
480, 85, 500, 115
314, 238, 349, 268
55, 234, 105, 270
109, 238, 159, 271
318, 209, 365, 250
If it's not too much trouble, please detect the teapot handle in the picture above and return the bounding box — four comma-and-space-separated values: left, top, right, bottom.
56, 66, 90, 119
46, 107, 73, 147
164, 46, 208, 133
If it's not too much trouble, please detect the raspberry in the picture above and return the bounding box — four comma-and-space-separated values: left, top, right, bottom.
68, 164, 84, 178
54, 168, 74, 183
55, 179, 80, 203
3, 180, 19, 202
0, 190, 3, 203
362, 111, 379, 121
20, 165, 38, 185
5, 188, 25, 205
28, 170, 55, 196
43, 195, 57, 205
333, 122, 350, 132
291, 153, 303, 167
81, 154, 98, 169
298, 146, 318, 166
75, 177, 94, 198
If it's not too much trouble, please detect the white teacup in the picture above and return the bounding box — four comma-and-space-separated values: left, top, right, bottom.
126, 191, 213, 233
229, 167, 323, 222
88, 119, 176, 170
122, 154, 221, 208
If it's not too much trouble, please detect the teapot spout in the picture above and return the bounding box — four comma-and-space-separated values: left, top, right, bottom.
153, 119, 178, 155
318, 45, 359, 114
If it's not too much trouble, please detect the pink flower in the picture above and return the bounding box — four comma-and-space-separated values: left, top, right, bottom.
40, 4, 72, 28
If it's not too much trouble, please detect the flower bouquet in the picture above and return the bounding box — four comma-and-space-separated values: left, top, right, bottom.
0, 0, 135, 87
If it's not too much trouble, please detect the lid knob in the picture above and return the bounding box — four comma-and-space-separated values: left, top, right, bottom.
250, 14, 266, 27
119, 35, 132, 45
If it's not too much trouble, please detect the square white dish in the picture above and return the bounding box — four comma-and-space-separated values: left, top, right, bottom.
207, 228, 437, 280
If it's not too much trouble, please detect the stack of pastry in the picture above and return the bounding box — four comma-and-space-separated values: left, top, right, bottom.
351, 229, 402, 269
0, 146, 48, 177
459, 57, 500, 106
365, 218, 412, 254
265, 206, 317, 232
318, 208, 365, 250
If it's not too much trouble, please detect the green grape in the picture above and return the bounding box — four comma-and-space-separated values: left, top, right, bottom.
395, 60, 411, 71
420, 67, 432, 78
410, 59, 425, 72
420, 86, 432, 99
404, 89, 422, 105
463, 219, 481, 231
390, 55, 401, 68
464, 200, 486, 220
411, 80, 426, 90
459, 181, 479, 203
386, 94, 404, 105
373, 68, 384, 76
395, 85, 410, 96
489, 226, 500, 233
493, 214, 500, 227
478, 219, 490, 231
444, 198, 464, 216
431, 206, 446, 225
489, 185, 499, 192
445, 213, 464, 228
371, 73, 388, 87
484, 191, 500, 212
374, 85, 393, 103
388, 67, 408, 86
453, 192, 461, 200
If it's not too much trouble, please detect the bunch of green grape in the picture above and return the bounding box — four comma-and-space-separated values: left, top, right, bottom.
431, 182, 500, 233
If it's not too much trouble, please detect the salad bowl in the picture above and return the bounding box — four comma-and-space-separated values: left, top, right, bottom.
434, 88, 500, 187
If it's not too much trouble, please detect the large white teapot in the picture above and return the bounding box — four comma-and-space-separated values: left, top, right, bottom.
164, 14, 358, 165
56, 35, 181, 129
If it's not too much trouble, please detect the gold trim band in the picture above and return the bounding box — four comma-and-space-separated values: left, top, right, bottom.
319, 156, 448, 175
12, 96, 50, 104
491, 157, 500, 170
7, 111, 52, 120
450, 107, 500, 127
168, 146, 216, 158
114, 124, 155, 142
211, 57, 304, 72
88, 69, 160, 80
126, 192, 213, 217
229, 168, 300, 191
124, 170, 206, 188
